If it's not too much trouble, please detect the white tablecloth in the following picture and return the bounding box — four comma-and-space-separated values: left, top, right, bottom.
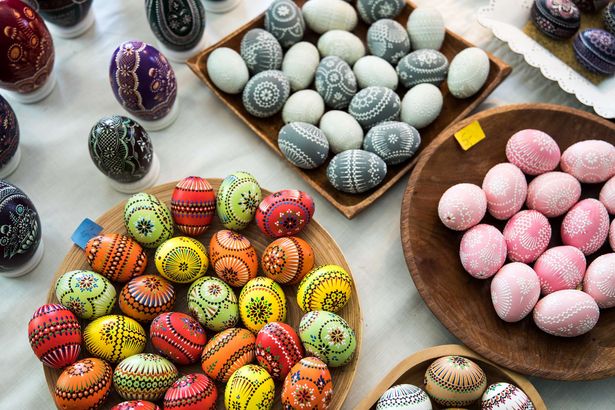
1, 1, 613, 409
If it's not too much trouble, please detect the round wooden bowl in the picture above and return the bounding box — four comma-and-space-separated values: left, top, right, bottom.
44, 180, 362, 409
357, 344, 546, 410
401, 104, 615, 381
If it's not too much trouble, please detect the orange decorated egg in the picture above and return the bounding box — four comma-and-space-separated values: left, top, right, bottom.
85, 233, 147, 282
281, 357, 333, 410
119, 274, 176, 322
200, 327, 255, 382
171, 176, 216, 236
261, 237, 315, 284
54, 358, 112, 410
111, 402, 160, 410
209, 230, 258, 287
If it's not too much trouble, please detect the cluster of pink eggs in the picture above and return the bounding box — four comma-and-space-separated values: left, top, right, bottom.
438, 129, 615, 337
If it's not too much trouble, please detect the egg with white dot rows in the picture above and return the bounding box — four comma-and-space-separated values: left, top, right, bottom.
533, 289, 600, 337
490, 262, 540, 322
278, 122, 329, 170
317, 30, 365, 65
481, 383, 533, 410
327, 149, 387, 194
282, 90, 325, 125
459, 224, 507, 280
482, 163, 527, 220
503, 210, 551, 263
600, 176, 615, 214
357, 0, 405, 24
407, 7, 446, 50
265, 0, 305, 48
526, 171, 581, 218
320, 110, 364, 154
506, 129, 561, 176
55, 270, 117, 320
534, 246, 586, 296
207, 48, 249, 94
302, 0, 358, 34
561, 198, 609, 256
363, 121, 421, 165
424, 356, 487, 407
283, 41, 320, 91
396, 49, 449, 89
401, 83, 443, 129
438, 183, 487, 231
349, 86, 401, 129
447, 47, 490, 98
367, 19, 411, 64
560, 139, 615, 183
242, 70, 290, 118
315, 56, 357, 109
240, 28, 283, 75
583, 253, 615, 308
353, 56, 398, 90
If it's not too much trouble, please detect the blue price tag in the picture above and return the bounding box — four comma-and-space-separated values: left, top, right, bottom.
71, 218, 103, 250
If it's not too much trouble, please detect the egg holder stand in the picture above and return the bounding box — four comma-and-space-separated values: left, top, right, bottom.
46, 8, 95, 39
201, 0, 242, 14
0, 240, 44, 278
127, 101, 180, 132
155, 33, 210, 64
107, 153, 161, 194
0, 146, 21, 179
5, 74, 56, 105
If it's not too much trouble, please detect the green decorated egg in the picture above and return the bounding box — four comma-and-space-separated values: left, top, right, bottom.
239, 277, 287, 334
299, 310, 356, 367
224, 364, 275, 410
188, 276, 239, 331
124, 193, 174, 248
113, 353, 178, 401
55, 270, 117, 320
216, 172, 262, 230
297, 264, 353, 313
155, 236, 209, 283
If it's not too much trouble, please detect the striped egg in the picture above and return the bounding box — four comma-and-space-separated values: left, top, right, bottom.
424, 356, 487, 407
297, 264, 353, 313
150, 312, 207, 365
54, 358, 112, 410
278, 122, 329, 170
438, 183, 487, 231
188, 276, 239, 331
201, 327, 256, 382
111, 401, 161, 410
55, 270, 117, 320
124, 193, 174, 248
239, 277, 287, 333
299, 310, 356, 367
600, 175, 615, 214
561, 198, 609, 255
506, 129, 561, 176
327, 149, 388, 194
170, 176, 216, 236
84, 315, 147, 363
533, 289, 600, 337
490, 262, 541, 323
526, 172, 582, 218
28, 304, 81, 369
119, 274, 176, 322
216, 172, 262, 231
583, 253, 615, 309
459, 224, 507, 280
163, 373, 217, 410
534, 246, 586, 295
155, 236, 208, 283
209, 230, 258, 287
561, 140, 615, 183
282, 357, 333, 409
113, 353, 178, 401
256, 189, 315, 237
376, 384, 431, 410
481, 383, 533, 410
482, 163, 528, 220
85, 233, 147, 282
256, 322, 304, 380
225, 364, 275, 410
503, 210, 551, 263
261, 237, 315, 284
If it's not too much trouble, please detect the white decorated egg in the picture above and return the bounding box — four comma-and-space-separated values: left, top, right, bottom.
376, 384, 432, 410
600, 176, 615, 214
353, 56, 398, 90
282, 90, 325, 125
561, 140, 615, 183
503, 210, 551, 263
406, 7, 445, 50
242, 70, 290, 118
481, 383, 533, 410
533, 246, 586, 295
447, 47, 490, 98
459, 224, 507, 279
317, 30, 365, 65
583, 253, 615, 308
282, 42, 320, 91
506, 129, 561, 176
561, 198, 609, 256
438, 183, 487, 231
207, 48, 249, 94
367, 19, 411, 64
526, 172, 582, 218
240, 28, 283, 75
400, 83, 443, 129
320, 110, 364, 154
491, 262, 540, 322
482, 163, 528, 220
533, 289, 599, 337
302, 0, 358, 34
315, 56, 358, 110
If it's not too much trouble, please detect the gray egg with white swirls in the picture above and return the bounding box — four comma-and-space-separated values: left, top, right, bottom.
315, 56, 358, 110
327, 149, 387, 194
240, 28, 283, 74
242, 70, 290, 118
278, 122, 329, 169
396, 49, 449, 89
363, 121, 421, 165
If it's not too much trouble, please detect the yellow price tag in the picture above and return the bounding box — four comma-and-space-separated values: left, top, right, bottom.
454, 121, 486, 151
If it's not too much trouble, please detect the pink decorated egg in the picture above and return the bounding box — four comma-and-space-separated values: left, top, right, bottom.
561, 198, 609, 256
163, 373, 217, 410
255, 322, 304, 380
533, 246, 586, 295
503, 210, 551, 263
561, 140, 615, 183
459, 224, 507, 279
533, 289, 599, 337
526, 172, 582, 218
28, 304, 81, 369
150, 312, 207, 365
438, 183, 487, 231
610, 220, 615, 251
490, 262, 540, 322
583, 253, 615, 309
599, 176, 615, 214
505, 129, 560, 176
481, 163, 527, 220
255, 189, 315, 238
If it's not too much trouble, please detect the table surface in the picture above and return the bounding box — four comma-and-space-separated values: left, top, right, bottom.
2, 1, 613, 409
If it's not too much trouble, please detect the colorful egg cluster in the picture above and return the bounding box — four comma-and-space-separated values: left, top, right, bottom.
28, 304, 81, 369
85, 233, 148, 282
171, 176, 216, 236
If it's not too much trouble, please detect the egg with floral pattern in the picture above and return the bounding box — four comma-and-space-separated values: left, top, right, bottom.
503, 210, 551, 263
561, 198, 609, 255
124, 192, 174, 248
256, 189, 315, 238
240, 28, 283, 74
85, 233, 148, 283
459, 224, 507, 280
282, 357, 333, 410
482, 163, 528, 220
349, 86, 401, 129
315, 56, 357, 110
188, 276, 239, 331
534, 246, 586, 295
55, 270, 117, 320
265, 0, 305, 48
163, 373, 217, 410
297, 264, 353, 313
261, 236, 315, 284
119, 274, 176, 322
225, 364, 275, 410
209, 230, 258, 287
506, 129, 561, 176
54, 358, 112, 410
358, 0, 405, 24
28, 304, 81, 369
243, 70, 290, 118
526, 172, 582, 218
255, 322, 304, 380
299, 310, 356, 367
560, 140, 615, 183
438, 183, 487, 231
200, 327, 256, 382
83, 315, 147, 364
367, 19, 410, 64
533, 289, 600, 337
150, 312, 207, 365
171, 176, 216, 236
113, 353, 178, 401
216, 172, 262, 231
239, 277, 287, 333
583, 253, 615, 309
155, 236, 208, 283
490, 262, 541, 323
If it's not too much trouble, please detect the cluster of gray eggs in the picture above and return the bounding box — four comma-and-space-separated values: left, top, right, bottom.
206, 0, 492, 194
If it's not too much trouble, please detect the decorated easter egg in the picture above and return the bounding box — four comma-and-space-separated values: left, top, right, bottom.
282, 357, 333, 409
256, 189, 315, 237
376, 384, 431, 410
255, 322, 304, 380
55, 270, 117, 320
358, 0, 405, 24
526, 172, 581, 218
216, 172, 262, 230
278, 122, 329, 169
611, 220, 615, 250
400, 83, 443, 129
481, 383, 533, 410
119, 274, 176, 321
155, 236, 208, 283
367, 19, 411, 64
188, 276, 239, 331
534, 246, 586, 296
54, 358, 112, 410
327, 150, 388, 194
84, 314, 147, 363
447, 47, 489, 98
583, 253, 615, 308
171, 176, 216, 236
459, 224, 507, 280
150, 312, 207, 365
490, 262, 541, 322
163, 373, 217, 410
424, 356, 487, 407
573, 28, 615, 74
225, 364, 275, 410
320, 110, 364, 154
605, 1, 615, 34
506, 129, 561, 176
240, 29, 283, 75
109, 41, 177, 122
145, 0, 205, 52
297, 264, 353, 313
407, 7, 446, 50
349, 86, 401, 129
262, 237, 315, 284
531, 0, 580, 40
363, 121, 421, 165
317, 30, 365, 65
353, 56, 398, 90
28, 304, 81, 369
209, 230, 258, 287
30, 0, 93, 29
0, 95, 19, 171
207, 47, 249, 94
302, 0, 358, 34
282, 89, 325, 125
243, 70, 290, 118
85, 233, 147, 283
113, 353, 178, 401
239, 277, 287, 333
124, 192, 174, 248
283, 41, 320, 91
561, 140, 615, 183
438, 183, 487, 231
482, 163, 528, 220
201, 327, 256, 382
533, 289, 600, 337
600, 176, 615, 214
503, 210, 551, 263
111, 400, 161, 410
315, 56, 358, 110
265, 0, 305, 48
396, 49, 449, 89
571, 0, 610, 12
561, 198, 609, 255
299, 310, 356, 367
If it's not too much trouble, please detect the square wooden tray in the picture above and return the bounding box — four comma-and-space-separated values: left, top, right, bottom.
187, 0, 512, 219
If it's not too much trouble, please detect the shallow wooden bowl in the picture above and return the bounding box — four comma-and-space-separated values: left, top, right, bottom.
44, 180, 362, 409
401, 104, 615, 381
187, 0, 511, 219
358, 344, 546, 410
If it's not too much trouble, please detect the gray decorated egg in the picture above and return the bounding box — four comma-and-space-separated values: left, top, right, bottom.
207, 47, 249, 94
448, 47, 490, 99
396, 49, 449, 89
363, 121, 421, 165
353, 56, 398, 90
357, 0, 405, 24
317, 30, 365, 65
315, 56, 358, 109
367, 19, 411, 64
282, 90, 325, 124
407, 7, 446, 50
327, 149, 387, 193
278, 122, 329, 169
349, 86, 401, 129
302, 0, 358, 34
242, 70, 290, 118
283, 42, 320, 91
240, 28, 283, 75
265, 0, 305, 48
401, 83, 443, 129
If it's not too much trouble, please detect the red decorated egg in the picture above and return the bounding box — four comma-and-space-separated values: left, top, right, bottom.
490, 262, 540, 322
503, 210, 551, 263
28, 303, 81, 369
534, 246, 586, 295
163, 373, 218, 410
459, 224, 507, 279
600, 175, 615, 214
281, 357, 333, 410
111, 401, 160, 410
526, 171, 582, 218
150, 312, 207, 365
256, 189, 315, 237
438, 183, 487, 231
256, 322, 304, 380
561, 140, 615, 183
262, 236, 315, 284
201, 327, 256, 382
85, 233, 148, 283
54, 358, 113, 410
533, 289, 600, 337
119, 274, 176, 321
209, 230, 258, 287
505, 129, 560, 176
171, 176, 216, 236
561, 198, 609, 255
482, 163, 527, 220
583, 253, 615, 309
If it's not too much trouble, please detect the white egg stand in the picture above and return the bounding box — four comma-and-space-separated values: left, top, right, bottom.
108, 153, 160, 194
202, 0, 241, 13
0, 240, 45, 278
156, 34, 209, 64
6, 74, 56, 104
133, 101, 180, 132
0, 147, 21, 179
47, 9, 95, 39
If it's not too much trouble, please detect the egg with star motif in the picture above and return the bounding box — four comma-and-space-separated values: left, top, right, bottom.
163, 373, 218, 410
55, 270, 117, 320
155, 236, 208, 283
188, 276, 239, 331
297, 264, 353, 313
282, 357, 333, 409
54, 358, 112, 410
357, 0, 405, 24
150, 312, 207, 365
299, 310, 356, 367
239, 277, 287, 333
171, 176, 216, 236
482, 163, 528, 220
561, 198, 609, 255
224, 364, 275, 410
124, 192, 174, 249
28, 304, 81, 369
118, 274, 176, 322
83, 315, 147, 364
256, 189, 315, 238
261, 236, 315, 284
459, 224, 507, 280
506, 129, 561, 176
255, 322, 304, 380
200, 327, 256, 382
113, 353, 178, 401
216, 172, 262, 230
85, 233, 148, 283
396, 49, 449, 89
438, 183, 487, 231
209, 230, 258, 287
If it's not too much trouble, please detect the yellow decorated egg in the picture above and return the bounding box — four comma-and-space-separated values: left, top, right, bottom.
155, 236, 208, 283
297, 264, 353, 313
424, 356, 487, 407
84, 315, 147, 364
239, 277, 287, 333
224, 364, 275, 410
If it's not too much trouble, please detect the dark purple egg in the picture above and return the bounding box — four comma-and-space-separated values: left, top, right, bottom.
532, 0, 581, 40
573, 28, 615, 74
571, 0, 609, 12
0, 95, 19, 169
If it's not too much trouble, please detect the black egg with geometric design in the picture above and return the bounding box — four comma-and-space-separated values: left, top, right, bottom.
0, 95, 19, 170
145, 0, 206, 52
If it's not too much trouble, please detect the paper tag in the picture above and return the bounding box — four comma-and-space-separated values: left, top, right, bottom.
71, 218, 103, 250
455, 121, 486, 151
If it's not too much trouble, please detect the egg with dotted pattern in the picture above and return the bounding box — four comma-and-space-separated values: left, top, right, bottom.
357, 0, 405, 24
600, 175, 615, 214
0, 95, 19, 172
155, 236, 208, 284
200, 327, 256, 383
533, 289, 600, 337
297, 264, 353, 313
83, 315, 147, 364
239, 277, 287, 333
327, 149, 388, 194
459, 224, 507, 280
118, 274, 176, 322
363, 121, 421, 166
583, 253, 615, 309
150, 312, 207, 365
85, 233, 148, 283
349, 86, 401, 129
526, 172, 582, 218
207, 48, 250, 95
55, 270, 117, 320
438, 183, 487, 231
216, 171, 262, 231
282, 90, 325, 125
113, 353, 178, 401
171, 176, 216, 237
224, 364, 276, 410
407, 7, 446, 50
505, 129, 561, 176
490, 262, 541, 323
282, 357, 334, 409
278, 122, 329, 170
240, 28, 283, 74
315, 56, 357, 110
367, 19, 411, 64
534, 246, 586, 295
482, 163, 528, 220
261, 236, 315, 284
481, 382, 533, 410
397, 49, 449, 89
447, 47, 490, 99
424, 356, 487, 407
124, 192, 174, 249
209, 230, 258, 287
163, 373, 218, 410
256, 189, 315, 238
561, 198, 609, 256
503, 210, 551, 263
265, 0, 305, 48
302, 0, 358, 34
283, 41, 320, 92
188, 276, 239, 331
111, 401, 161, 410
317, 30, 366, 65
376, 384, 431, 410
400, 83, 443, 129
354, 56, 398, 90
561, 139, 615, 183
242, 70, 290, 118
54, 358, 112, 410
255, 322, 304, 380
299, 310, 357, 367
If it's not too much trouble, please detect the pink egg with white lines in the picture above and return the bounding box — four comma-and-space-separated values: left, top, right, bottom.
583, 253, 615, 309
610, 220, 615, 251
505, 129, 560, 176
482, 163, 527, 220
533, 289, 599, 337
526, 172, 581, 218
560, 140, 615, 183
533, 246, 586, 295
490, 262, 540, 322
561, 198, 609, 256
438, 183, 487, 231
459, 224, 507, 279
503, 210, 552, 263
599, 176, 615, 214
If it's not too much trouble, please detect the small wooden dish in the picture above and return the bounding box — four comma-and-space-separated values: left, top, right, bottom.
357, 344, 546, 410
401, 104, 615, 381
187, 0, 512, 219
44, 180, 362, 409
